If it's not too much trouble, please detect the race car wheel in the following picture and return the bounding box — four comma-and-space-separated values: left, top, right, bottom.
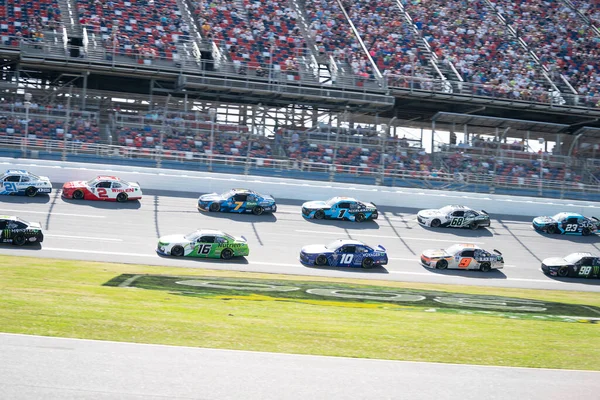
221, 248, 234, 260
252, 206, 264, 216
209, 203, 221, 212
13, 234, 26, 246
315, 255, 328, 266
436, 259, 448, 270
73, 190, 84, 200
361, 258, 374, 269
116, 192, 128, 202
469, 222, 479, 230
431, 219, 441, 228
25, 186, 37, 197
314, 210, 325, 220
546, 225, 557, 234
557, 266, 570, 277
355, 213, 366, 222
480, 262, 491, 272
171, 246, 184, 257
582, 228, 591, 236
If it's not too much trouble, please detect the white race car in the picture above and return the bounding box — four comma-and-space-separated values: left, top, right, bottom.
0, 169, 53, 197
61, 175, 142, 202
420, 243, 504, 272
417, 205, 490, 229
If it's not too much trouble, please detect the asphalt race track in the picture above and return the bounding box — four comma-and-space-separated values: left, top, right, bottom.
1, 189, 600, 292
1, 333, 599, 400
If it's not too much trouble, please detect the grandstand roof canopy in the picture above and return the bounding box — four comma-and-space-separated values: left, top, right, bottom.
431, 112, 569, 134
572, 126, 600, 137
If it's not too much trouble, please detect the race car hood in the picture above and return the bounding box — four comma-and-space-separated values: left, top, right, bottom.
417, 209, 441, 218
157, 234, 188, 245
362, 202, 377, 209
301, 244, 329, 254
533, 216, 554, 224
127, 181, 141, 189
38, 175, 51, 182
260, 194, 275, 203
421, 249, 449, 259
302, 201, 329, 209
541, 257, 569, 267
198, 193, 222, 202
62, 180, 88, 189
26, 221, 42, 230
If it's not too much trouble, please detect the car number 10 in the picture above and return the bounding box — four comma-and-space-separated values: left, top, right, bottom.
340, 254, 353, 264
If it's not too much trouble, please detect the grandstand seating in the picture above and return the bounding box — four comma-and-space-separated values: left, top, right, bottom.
77, 0, 188, 62
0, 0, 61, 46
0, 114, 100, 143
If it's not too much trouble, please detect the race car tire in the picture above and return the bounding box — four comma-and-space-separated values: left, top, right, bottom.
314, 210, 325, 220
252, 206, 264, 216
25, 186, 37, 197
315, 255, 328, 266
221, 248, 234, 260
171, 246, 184, 257
355, 213, 366, 222
209, 203, 221, 212
582, 227, 591, 236
431, 219, 441, 228
73, 190, 84, 200
116, 192, 128, 202
480, 262, 491, 272
361, 258, 374, 269
469, 222, 479, 230
436, 259, 448, 270
557, 266, 570, 277
546, 225, 557, 234
13, 234, 26, 246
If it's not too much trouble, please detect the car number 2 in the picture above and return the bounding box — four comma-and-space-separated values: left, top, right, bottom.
97, 188, 109, 198
340, 254, 353, 264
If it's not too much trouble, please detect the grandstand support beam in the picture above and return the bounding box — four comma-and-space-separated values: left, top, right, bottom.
561, 133, 584, 199
62, 86, 73, 162
157, 94, 172, 169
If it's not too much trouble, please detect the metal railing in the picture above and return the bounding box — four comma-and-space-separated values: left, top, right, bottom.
1, 134, 600, 200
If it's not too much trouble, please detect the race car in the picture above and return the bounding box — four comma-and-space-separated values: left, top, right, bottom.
420, 243, 503, 272
198, 188, 277, 215
156, 229, 249, 259
0, 215, 44, 246
301, 197, 378, 222
0, 169, 52, 197
62, 176, 142, 202
532, 212, 600, 236
417, 205, 490, 229
541, 253, 600, 278
299, 239, 388, 269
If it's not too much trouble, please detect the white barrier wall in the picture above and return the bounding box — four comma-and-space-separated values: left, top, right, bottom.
3, 157, 600, 217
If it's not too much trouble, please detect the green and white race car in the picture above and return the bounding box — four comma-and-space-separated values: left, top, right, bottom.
156, 229, 249, 259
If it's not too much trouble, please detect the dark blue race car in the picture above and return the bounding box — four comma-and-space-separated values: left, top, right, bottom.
299, 239, 388, 269
198, 188, 277, 215
532, 212, 600, 236
301, 197, 378, 222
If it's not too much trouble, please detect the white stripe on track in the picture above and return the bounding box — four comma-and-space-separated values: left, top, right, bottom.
294, 230, 485, 244
45, 234, 123, 242
0, 209, 106, 218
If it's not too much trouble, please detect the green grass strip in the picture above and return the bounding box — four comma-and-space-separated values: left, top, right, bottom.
0, 255, 598, 370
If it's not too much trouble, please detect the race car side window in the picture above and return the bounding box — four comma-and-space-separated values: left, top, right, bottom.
580, 257, 594, 266
338, 202, 351, 209
233, 194, 247, 202
0, 220, 7, 229
112, 182, 122, 188
356, 246, 369, 253
21, 176, 30, 182
5, 175, 20, 182
461, 250, 475, 258
215, 237, 227, 244
200, 236, 215, 243
452, 211, 465, 217
97, 181, 111, 188
566, 217, 579, 224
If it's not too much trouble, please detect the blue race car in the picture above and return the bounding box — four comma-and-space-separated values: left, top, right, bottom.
532, 212, 600, 236
0, 169, 53, 197
301, 197, 378, 222
299, 239, 388, 269
198, 188, 277, 215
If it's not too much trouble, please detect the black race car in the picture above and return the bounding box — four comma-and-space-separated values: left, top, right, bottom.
0, 215, 44, 245
541, 253, 600, 278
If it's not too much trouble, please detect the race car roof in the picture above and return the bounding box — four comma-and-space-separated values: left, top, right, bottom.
5, 169, 29, 175
0, 215, 18, 220
553, 212, 584, 219
95, 175, 120, 181
195, 229, 228, 236
231, 188, 255, 194
328, 239, 366, 247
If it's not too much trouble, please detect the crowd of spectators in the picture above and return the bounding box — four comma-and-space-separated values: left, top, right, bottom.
491, 0, 600, 107
77, 0, 189, 62
0, 0, 61, 46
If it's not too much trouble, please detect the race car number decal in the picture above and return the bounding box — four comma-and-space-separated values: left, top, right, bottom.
197, 244, 212, 254
234, 201, 244, 211
458, 258, 472, 268
338, 209, 347, 219
340, 254, 353, 264
97, 188, 109, 198
565, 224, 578, 232
3, 182, 17, 192
450, 218, 464, 226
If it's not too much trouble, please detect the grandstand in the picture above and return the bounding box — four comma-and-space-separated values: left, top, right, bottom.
2, 0, 600, 201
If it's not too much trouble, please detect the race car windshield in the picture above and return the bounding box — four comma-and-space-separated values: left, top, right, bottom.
564, 253, 584, 264
325, 240, 342, 250
325, 198, 338, 206
86, 178, 98, 186
184, 231, 200, 241
27, 172, 40, 180
444, 244, 464, 255
221, 190, 235, 198
439, 206, 455, 214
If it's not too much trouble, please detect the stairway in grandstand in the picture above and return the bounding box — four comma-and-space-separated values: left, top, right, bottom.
57, 0, 82, 37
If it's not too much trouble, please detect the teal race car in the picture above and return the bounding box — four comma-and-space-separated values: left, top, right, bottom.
156, 229, 249, 259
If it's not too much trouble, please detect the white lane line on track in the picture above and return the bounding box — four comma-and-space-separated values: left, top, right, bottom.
43, 247, 156, 258
294, 230, 485, 244
387, 270, 565, 284
388, 257, 516, 267
45, 234, 123, 242
0, 209, 106, 218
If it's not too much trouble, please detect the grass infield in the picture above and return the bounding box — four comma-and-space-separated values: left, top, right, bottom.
1, 255, 599, 370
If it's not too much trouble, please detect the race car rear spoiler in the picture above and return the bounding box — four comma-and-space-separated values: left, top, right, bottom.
592, 217, 600, 226
493, 249, 502, 255
377, 245, 386, 251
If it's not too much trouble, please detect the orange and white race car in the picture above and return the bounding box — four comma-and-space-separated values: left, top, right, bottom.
420, 243, 504, 272
62, 175, 142, 202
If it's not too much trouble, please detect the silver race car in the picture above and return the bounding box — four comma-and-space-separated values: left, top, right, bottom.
420, 244, 503, 272
417, 205, 490, 229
